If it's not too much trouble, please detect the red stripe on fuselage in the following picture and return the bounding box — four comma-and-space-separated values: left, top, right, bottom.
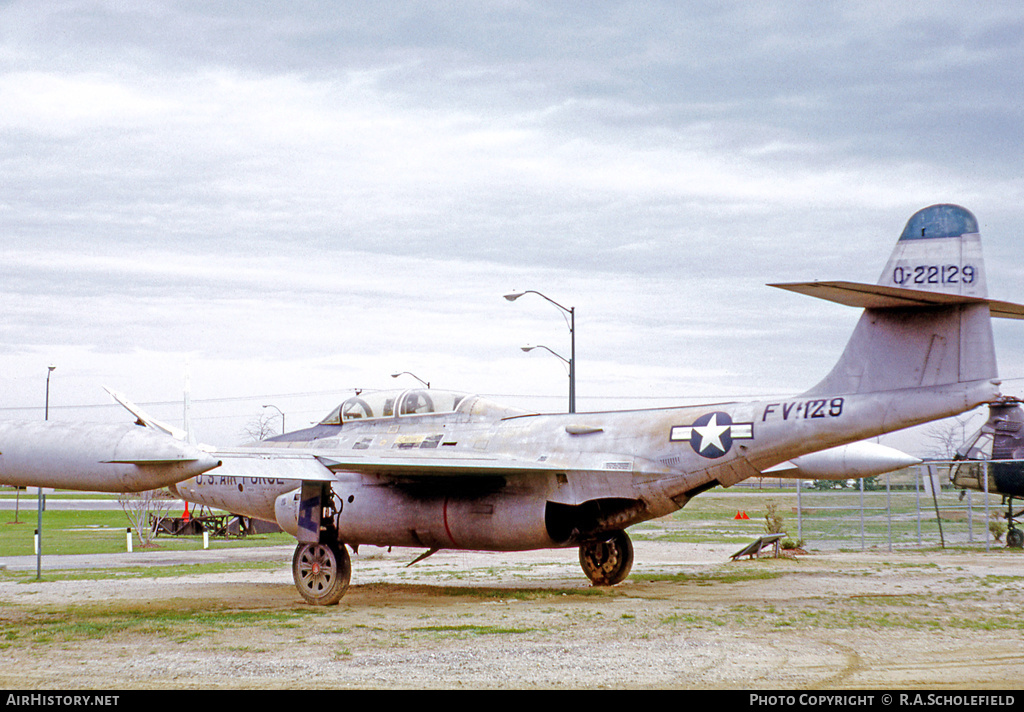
442, 497, 458, 547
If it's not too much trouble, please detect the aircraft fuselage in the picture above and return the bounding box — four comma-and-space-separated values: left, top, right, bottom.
175, 379, 998, 552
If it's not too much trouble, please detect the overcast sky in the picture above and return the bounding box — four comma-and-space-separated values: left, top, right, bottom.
2, 1, 1023, 454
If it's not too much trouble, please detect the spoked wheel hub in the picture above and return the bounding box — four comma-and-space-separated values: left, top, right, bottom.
579, 530, 634, 586
292, 541, 351, 605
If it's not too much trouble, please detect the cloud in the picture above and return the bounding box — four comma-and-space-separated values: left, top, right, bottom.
1, 2, 1023, 452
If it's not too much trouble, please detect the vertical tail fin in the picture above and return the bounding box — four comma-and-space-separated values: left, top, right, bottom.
771, 205, 1017, 396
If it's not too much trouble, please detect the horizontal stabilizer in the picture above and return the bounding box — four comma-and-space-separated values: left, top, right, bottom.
769, 281, 1024, 319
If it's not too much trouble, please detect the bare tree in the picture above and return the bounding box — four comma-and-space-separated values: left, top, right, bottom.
119, 489, 179, 548
923, 413, 979, 460
241, 412, 279, 442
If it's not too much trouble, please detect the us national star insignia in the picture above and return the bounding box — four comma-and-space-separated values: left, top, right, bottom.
669, 412, 754, 459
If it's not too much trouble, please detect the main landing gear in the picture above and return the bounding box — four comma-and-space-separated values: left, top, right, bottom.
1005, 498, 1023, 549
1008, 527, 1024, 548
291, 529, 636, 603
292, 541, 351, 605
578, 530, 634, 586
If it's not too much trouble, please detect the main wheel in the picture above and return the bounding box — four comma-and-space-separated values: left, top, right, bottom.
292, 541, 351, 605
579, 530, 634, 586
1007, 527, 1024, 549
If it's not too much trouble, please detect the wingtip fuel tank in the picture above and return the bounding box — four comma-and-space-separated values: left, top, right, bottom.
0, 421, 221, 493
768, 441, 922, 481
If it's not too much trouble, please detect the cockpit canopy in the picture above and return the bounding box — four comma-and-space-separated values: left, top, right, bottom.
319, 389, 470, 425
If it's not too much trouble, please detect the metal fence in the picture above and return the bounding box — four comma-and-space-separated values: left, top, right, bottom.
784, 462, 1014, 552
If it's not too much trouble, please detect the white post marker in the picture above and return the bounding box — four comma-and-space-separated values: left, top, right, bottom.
126, 527, 133, 553
203, 531, 209, 549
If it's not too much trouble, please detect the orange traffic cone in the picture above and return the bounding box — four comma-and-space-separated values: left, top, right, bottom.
734, 511, 750, 520
182, 502, 191, 522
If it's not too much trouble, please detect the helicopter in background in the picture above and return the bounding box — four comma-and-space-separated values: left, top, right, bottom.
951, 398, 1024, 547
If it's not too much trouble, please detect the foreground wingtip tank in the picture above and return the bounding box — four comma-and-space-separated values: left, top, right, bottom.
0, 421, 221, 493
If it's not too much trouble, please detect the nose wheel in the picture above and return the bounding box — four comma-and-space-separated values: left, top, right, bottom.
579, 530, 634, 586
292, 541, 351, 605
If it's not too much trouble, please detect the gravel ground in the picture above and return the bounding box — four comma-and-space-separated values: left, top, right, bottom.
0, 541, 1021, 689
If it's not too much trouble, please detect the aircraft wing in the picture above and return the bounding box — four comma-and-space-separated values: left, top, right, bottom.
318, 453, 572, 477
207, 446, 661, 481
207, 451, 336, 481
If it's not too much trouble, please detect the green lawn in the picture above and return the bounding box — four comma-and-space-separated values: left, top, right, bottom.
0, 497, 294, 557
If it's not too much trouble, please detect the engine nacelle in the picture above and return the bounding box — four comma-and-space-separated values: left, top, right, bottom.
276, 482, 559, 551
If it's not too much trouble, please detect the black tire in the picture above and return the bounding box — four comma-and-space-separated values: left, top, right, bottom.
1007, 527, 1024, 549
292, 541, 351, 605
579, 530, 634, 586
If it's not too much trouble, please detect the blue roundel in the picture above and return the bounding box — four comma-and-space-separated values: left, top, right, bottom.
689, 411, 734, 459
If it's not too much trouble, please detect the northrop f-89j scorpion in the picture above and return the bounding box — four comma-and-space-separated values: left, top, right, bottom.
2, 204, 1022, 605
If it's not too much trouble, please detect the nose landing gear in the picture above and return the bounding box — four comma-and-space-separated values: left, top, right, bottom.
292, 541, 351, 605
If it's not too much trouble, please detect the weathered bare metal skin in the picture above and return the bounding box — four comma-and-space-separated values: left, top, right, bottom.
0, 421, 220, 492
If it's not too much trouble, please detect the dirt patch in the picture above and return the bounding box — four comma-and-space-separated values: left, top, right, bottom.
0, 541, 1021, 689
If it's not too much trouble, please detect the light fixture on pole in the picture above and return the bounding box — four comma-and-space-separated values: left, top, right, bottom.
391, 372, 430, 388
504, 291, 575, 413
521, 343, 570, 365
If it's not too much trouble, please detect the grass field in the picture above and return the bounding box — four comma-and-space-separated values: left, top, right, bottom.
0, 496, 294, 557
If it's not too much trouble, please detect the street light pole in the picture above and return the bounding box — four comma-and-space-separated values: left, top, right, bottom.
39, 366, 54, 579
504, 291, 575, 413
569, 306, 575, 414
262, 404, 285, 434
45, 366, 54, 420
